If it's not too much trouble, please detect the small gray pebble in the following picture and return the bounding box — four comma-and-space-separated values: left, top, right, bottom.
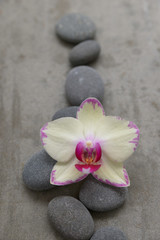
90, 227, 127, 240
48, 196, 94, 240
65, 66, 104, 105
69, 40, 100, 66
22, 150, 56, 191
52, 106, 79, 120
56, 13, 96, 43
79, 175, 128, 212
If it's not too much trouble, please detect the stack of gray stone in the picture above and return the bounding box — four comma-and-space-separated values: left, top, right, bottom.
22, 13, 128, 240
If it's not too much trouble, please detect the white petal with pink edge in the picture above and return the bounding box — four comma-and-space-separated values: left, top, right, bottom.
40, 117, 84, 163
50, 158, 88, 185
95, 116, 139, 163
77, 98, 105, 138
92, 157, 130, 187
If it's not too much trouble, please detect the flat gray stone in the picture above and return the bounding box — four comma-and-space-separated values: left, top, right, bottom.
69, 40, 100, 66
90, 227, 127, 240
56, 13, 96, 43
22, 150, 56, 191
65, 66, 104, 105
79, 175, 128, 212
48, 196, 94, 240
52, 106, 78, 120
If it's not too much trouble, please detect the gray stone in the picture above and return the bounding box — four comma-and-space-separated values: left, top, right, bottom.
56, 13, 96, 43
90, 227, 127, 240
52, 106, 79, 120
65, 66, 104, 105
79, 175, 128, 212
69, 40, 100, 66
22, 150, 56, 191
48, 196, 94, 240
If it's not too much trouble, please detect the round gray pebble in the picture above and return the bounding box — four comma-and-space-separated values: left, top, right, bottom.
69, 40, 100, 66
56, 13, 96, 43
48, 196, 94, 240
65, 66, 104, 105
79, 175, 128, 212
22, 150, 56, 191
90, 227, 127, 240
52, 106, 79, 120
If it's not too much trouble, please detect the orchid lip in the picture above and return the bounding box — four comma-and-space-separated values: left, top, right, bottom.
75, 164, 101, 174
75, 141, 102, 167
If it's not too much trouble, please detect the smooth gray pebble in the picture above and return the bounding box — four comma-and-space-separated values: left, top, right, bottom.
90, 227, 127, 240
79, 175, 128, 212
22, 150, 56, 191
65, 66, 104, 105
56, 13, 96, 43
69, 40, 100, 66
52, 106, 78, 120
48, 196, 94, 240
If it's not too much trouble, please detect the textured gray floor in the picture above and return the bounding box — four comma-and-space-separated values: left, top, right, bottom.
0, 0, 160, 240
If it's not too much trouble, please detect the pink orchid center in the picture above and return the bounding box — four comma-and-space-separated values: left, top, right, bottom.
75, 141, 102, 173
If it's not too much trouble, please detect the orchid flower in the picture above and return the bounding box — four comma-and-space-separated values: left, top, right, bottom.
40, 98, 139, 187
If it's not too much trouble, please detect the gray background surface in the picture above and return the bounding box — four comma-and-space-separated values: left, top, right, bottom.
0, 0, 160, 239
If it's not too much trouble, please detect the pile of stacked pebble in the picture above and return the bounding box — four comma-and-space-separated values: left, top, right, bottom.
23, 13, 128, 240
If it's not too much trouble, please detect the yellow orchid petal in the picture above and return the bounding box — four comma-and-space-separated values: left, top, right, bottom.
50, 158, 87, 185
95, 116, 139, 162
40, 117, 84, 163
77, 98, 105, 138
92, 156, 130, 187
